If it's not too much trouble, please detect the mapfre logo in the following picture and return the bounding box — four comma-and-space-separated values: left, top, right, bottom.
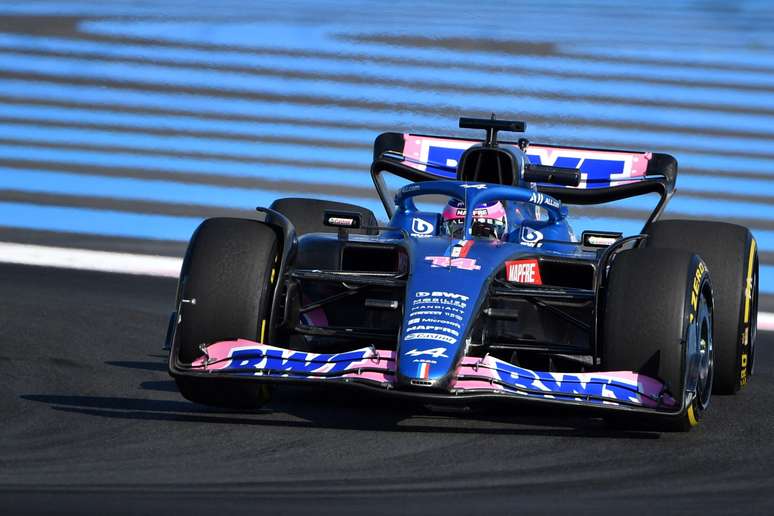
506, 259, 542, 285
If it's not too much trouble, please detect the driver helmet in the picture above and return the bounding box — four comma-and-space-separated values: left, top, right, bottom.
441, 199, 507, 239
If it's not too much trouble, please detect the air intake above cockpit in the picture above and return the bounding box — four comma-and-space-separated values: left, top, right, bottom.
456, 115, 527, 186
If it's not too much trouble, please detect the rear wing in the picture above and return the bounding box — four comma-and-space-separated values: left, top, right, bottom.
372, 132, 677, 209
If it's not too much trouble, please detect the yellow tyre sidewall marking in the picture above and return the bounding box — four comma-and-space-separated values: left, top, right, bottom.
261, 255, 279, 344
744, 239, 756, 324
687, 403, 699, 427
740, 239, 756, 386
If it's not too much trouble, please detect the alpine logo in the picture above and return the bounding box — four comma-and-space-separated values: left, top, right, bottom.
460, 183, 487, 189
506, 259, 542, 285
411, 217, 434, 236
405, 347, 449, 358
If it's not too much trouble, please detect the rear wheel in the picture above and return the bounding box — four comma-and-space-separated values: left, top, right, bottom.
646, 220, 758, 394
173, 217, 279, 408
603, 247, 713, 431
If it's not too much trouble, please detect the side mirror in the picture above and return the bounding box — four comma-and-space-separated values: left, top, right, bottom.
581, 230, 622, 248
323, 210, 361, 229
324, 210, 362, 241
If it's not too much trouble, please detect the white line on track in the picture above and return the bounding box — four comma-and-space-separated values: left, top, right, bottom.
0, 241, 773, 331
760, 312, 774, 332
0, 242, 181, 278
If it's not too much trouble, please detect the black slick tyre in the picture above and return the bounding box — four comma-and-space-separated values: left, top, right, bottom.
646, 220, 758, 394
269, 198, 379, 235
173, 217, 279, 409
602, 248, 713, 431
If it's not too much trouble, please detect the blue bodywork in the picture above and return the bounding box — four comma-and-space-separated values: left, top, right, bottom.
382, 179, 589, 389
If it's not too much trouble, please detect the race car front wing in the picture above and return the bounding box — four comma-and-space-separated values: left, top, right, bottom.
170, 340, 679, 413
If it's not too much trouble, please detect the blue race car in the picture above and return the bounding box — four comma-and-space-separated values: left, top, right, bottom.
167, 117, 759, 431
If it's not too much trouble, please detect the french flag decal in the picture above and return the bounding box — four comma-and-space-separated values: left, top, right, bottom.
451, 239, 473, 258
417, 362, 431, 379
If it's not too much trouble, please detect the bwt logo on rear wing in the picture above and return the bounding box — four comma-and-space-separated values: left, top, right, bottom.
399, 134, 651, 189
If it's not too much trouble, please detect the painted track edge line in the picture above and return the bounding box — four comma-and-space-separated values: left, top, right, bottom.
760, 312, 774, 332
0, 241, 181, 277
0, 241, 773, 331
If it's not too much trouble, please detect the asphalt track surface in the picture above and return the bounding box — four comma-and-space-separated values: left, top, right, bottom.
1, 263, 773, 515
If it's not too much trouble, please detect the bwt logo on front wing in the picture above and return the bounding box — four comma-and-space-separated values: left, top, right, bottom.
506, 259, 542, 285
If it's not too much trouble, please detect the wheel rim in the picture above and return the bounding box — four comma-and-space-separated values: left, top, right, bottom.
695, 287, 714, 410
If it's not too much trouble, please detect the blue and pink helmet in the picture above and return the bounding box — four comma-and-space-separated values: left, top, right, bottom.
441, 199, 507, 239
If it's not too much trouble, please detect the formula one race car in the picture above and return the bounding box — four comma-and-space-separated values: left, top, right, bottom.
167, 116, 759, 431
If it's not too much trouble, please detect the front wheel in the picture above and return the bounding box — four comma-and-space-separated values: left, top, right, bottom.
172, 217, 279, 409
602, 247, 714, 431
